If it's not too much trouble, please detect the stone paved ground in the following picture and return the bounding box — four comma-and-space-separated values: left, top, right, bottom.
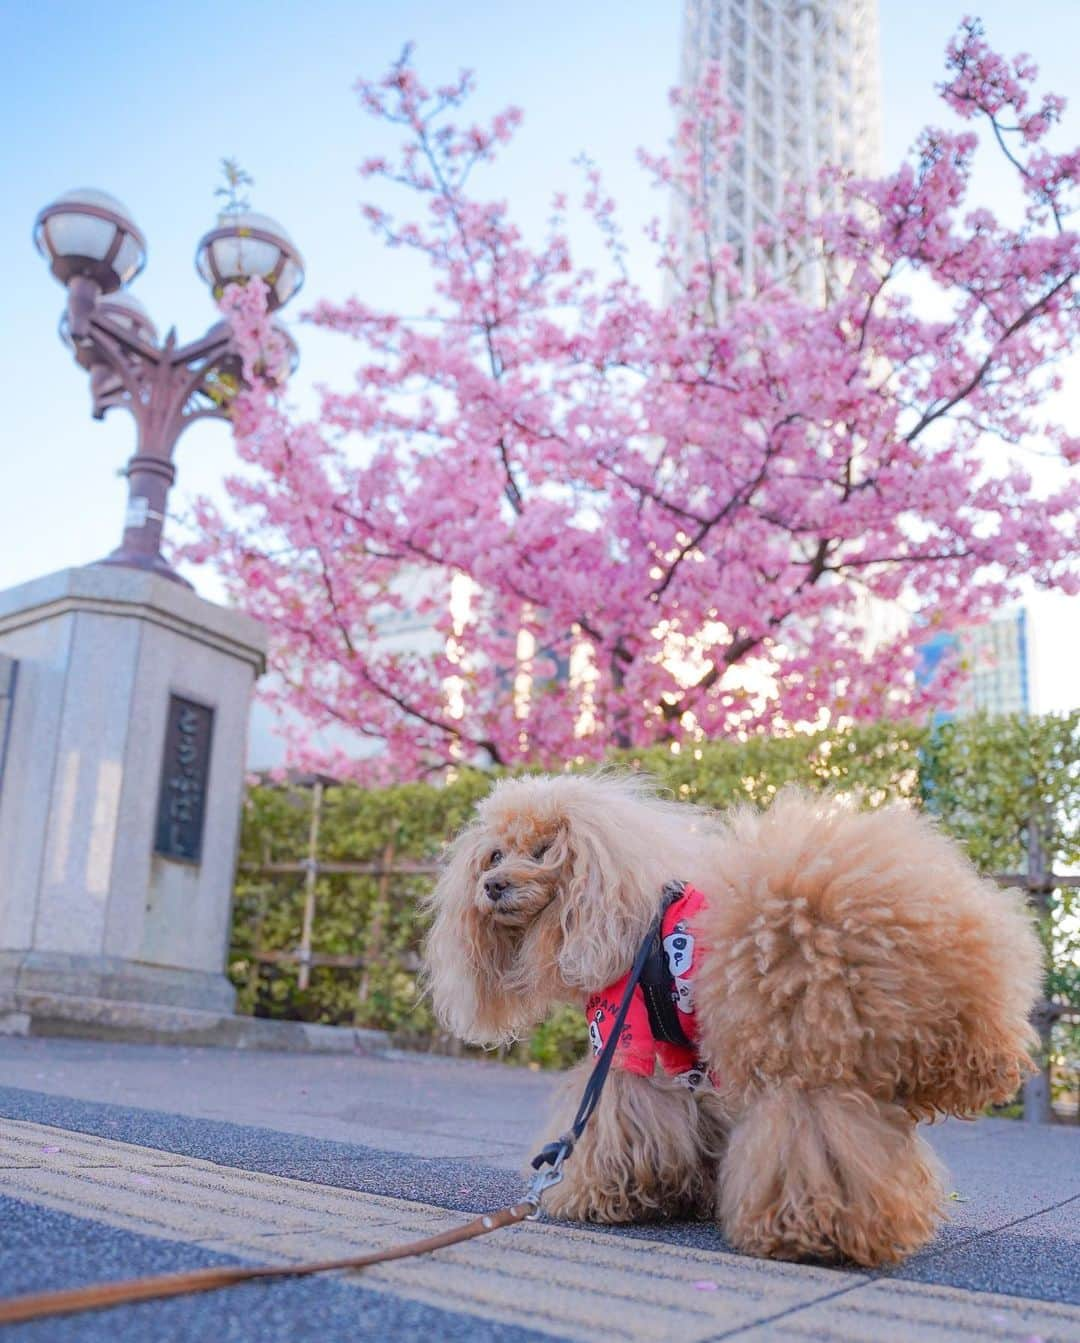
0, 1037, 1077, 1341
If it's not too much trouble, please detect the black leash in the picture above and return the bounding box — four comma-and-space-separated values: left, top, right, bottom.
526, 894, 674, 1199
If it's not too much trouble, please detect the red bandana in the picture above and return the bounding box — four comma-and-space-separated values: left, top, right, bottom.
583, 883, 710, 1086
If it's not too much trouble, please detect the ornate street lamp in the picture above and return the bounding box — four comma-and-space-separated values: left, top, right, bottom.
33, 188, 303, 585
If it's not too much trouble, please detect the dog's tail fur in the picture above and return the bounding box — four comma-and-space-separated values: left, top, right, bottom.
693, 790, 1042, 1116
692, 789, 1042, 1265
717, 1083, 944, 1266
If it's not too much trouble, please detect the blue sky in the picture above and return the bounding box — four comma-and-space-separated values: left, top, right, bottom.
1, 1, 1077, 711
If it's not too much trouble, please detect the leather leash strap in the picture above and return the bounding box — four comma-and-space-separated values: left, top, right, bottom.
0, 1201, 534, 1326
0, 891, 681, 1328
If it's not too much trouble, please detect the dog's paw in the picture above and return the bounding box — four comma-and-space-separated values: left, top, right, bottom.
540, 1171, 647, 1224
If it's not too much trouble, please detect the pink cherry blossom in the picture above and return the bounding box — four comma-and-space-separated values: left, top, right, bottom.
183, 22, 1079, 781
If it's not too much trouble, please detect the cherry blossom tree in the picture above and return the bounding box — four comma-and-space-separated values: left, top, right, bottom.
188, 20, 1080, 780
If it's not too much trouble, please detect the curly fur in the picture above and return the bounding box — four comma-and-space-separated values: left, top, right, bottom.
423, 775, 1043, 1267
717, 1085, 944, 1265
540, 1063, 730, 1223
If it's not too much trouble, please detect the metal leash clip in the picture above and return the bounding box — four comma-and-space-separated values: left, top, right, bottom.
522, 1135, 573, 1219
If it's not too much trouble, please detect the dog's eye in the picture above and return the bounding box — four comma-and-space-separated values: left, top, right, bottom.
487, 849, 503, 869
532, 842, 550, 862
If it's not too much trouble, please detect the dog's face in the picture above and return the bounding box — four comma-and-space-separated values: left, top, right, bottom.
469, 815, 564, 929
422, 790, 577, 1043
423, 774, 679, 1045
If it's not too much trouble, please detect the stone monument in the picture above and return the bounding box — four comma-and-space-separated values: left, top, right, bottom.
0, 566, 265, 1035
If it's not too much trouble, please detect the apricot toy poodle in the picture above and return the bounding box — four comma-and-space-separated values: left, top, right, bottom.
423, 773, 1041, 1266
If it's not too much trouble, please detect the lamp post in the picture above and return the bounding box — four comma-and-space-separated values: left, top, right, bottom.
33, 188, 303, 586
0, 185, 294, 1036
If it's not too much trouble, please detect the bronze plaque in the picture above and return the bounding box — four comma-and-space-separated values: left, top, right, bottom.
154, 694, 214, 863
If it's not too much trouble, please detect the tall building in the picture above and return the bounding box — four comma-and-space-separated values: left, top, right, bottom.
917, 610, 1032, 720
677, 0, 882, 288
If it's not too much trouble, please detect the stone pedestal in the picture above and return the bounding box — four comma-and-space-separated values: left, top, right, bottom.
0, 565, 266, 1033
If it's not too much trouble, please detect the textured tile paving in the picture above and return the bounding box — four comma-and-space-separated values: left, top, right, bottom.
2, 1118, 1078, 1341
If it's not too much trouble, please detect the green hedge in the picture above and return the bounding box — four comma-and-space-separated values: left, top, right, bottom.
229, 714, 1080, 1089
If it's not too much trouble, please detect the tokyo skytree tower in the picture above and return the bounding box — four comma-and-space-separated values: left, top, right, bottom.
676, 0, 882, 290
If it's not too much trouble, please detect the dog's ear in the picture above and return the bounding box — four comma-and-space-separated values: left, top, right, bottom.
422, 823, 515, 1043
556, 815, 649, 991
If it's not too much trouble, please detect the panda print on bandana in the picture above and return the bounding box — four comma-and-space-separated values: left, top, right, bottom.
663, 920, 696, 1015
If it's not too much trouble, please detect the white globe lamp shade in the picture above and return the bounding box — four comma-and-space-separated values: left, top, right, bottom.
195, 211, 304, 311
34, 188, 146, 292
60, 289, 158, 353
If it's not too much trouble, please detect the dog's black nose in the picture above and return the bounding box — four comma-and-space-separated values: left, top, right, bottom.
485, 877, 511, 901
